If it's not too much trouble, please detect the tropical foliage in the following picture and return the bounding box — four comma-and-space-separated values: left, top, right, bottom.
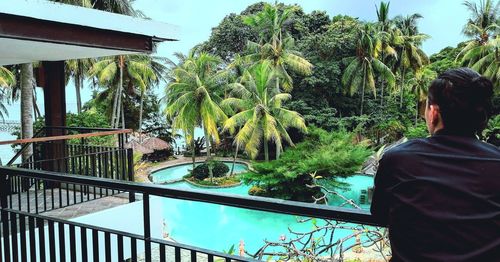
241, 127, 372, 202
222, 61, 307, 161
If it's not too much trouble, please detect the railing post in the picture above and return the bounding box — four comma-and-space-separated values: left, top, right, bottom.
0, 173, 8, 210
127, 148, 136, 202
0, 172, 10, 261
143, 193, 151, 262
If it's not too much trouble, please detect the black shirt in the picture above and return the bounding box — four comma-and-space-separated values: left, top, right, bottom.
371, 130, 500, 262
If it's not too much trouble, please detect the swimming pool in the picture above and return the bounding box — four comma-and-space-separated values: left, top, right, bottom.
150, 161, 248, 184
70, 172, 375, 259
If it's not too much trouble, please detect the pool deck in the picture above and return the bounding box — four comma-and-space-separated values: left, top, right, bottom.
7, 187, 137, 220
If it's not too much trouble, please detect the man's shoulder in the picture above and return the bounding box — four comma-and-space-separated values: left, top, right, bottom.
382, 138, 429, 161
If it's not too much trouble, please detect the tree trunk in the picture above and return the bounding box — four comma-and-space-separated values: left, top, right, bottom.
21, 63, 34, 163
121, 101, 125, 129
230, 142, 239, 177
112, 57, 124, 127
115, 66, 124, 128
32, 94, 41, 119
75, 75, 82, 114
138, 90, 144, 141
111, 84, 120, 127
264, 140, 269, 161
190, 130, 196, 171
360, 65, 366, 115
415, 99, 419, 125
204, 128, 213, 183
400, 67, 406, 108
276, 143, 281, 160
380, 52, 385, 106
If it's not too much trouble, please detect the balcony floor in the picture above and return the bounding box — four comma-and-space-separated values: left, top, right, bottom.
8, 187, 134, 220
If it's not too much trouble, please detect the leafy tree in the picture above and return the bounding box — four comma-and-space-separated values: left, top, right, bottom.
375, 1, 397, 106
165, 52, 228, 179
243, 3, 313, 92
242, 127, 372, 202
406, 67, 437, 124
428, 44, 463, 75
393, 15, 430, 107
88, 55, 167, 129
222, 61, 306, 161
342, 23, 395, 115
462, 0, 499, 44
201, 13, 259, 61
457, 0, 500, 89
65, 59, 94, 113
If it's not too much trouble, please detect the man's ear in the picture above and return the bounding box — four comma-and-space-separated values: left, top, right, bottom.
430, 105, 440, 125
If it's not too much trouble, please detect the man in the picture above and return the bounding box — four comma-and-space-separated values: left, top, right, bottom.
371, 68, 500, 261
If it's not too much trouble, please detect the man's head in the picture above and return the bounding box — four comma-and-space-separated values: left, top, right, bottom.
425, 67, 493, 135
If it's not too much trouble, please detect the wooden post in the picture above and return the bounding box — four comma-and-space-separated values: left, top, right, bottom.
41, 61, 66, 172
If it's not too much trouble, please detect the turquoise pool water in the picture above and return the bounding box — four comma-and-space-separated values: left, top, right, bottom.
150, 161, 248, 184
73, 169, 375, 259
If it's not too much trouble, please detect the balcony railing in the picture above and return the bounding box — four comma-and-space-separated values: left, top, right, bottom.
0, 165, 387, 261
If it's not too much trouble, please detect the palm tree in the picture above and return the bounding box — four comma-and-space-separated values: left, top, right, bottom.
375, 1, 397, 106
89, 55, 168, 129
342, 24, 395, 115
462, 0, 499, 44
243, 3, 313, 92
52, 0, 142, 116
0, 66, 15, 89
65, 59, 94, 113
393, 15, 430, 107
243, 3, 311, 158
0, 67, 15, 120
165, 52, 228, 181
457, 0, 500, 88
132, 55, 169, 136
20, 64, 34, 162
222, 61, 307, 161
406, 68, 437, 124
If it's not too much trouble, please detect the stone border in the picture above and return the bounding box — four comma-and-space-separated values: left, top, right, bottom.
147, 158, 250, 184
182, 178, 243, 189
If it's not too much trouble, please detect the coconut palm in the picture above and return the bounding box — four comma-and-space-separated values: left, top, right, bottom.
342, 24, 395, 115
243, 3, 313, 92
406, 68, 437, 124
20, 64, 34, 162
0, 66, 15, 120
222, 61, 307, 161
393, 15, 430, 107
375, 1, 398, 106
0, 66, 15, 89
165, 52, 228, 180
132, 55, 169, 136
65, 59, 94, 113
462, 0, 499, 44
457, 0, 500, 89
89, 55, 168, 129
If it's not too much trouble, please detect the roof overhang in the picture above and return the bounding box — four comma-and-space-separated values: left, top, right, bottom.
0, 0, 179, 66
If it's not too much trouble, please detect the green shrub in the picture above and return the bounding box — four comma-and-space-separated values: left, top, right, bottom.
405, 121, 429, 139
242, 127, 372, 202
191, 161, 229, 180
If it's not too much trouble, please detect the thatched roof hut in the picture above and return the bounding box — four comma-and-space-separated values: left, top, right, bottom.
125, 140, 154, 154
142, 137, 171, 151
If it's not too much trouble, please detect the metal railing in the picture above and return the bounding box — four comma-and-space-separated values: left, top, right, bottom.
2, 127, 135, 212
0, 166, 386, 262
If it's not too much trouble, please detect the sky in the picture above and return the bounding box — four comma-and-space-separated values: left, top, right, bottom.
2, 0, 473, 122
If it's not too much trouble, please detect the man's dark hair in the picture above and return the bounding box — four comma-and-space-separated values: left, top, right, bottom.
427, 67, 494, 135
